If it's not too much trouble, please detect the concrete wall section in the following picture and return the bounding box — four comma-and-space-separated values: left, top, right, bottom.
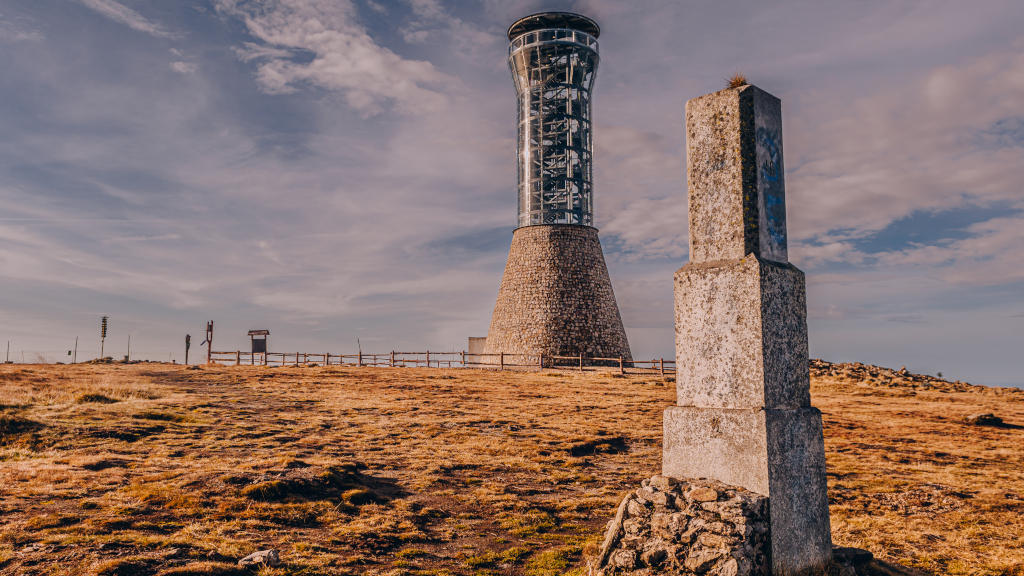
467, 337, 487, 355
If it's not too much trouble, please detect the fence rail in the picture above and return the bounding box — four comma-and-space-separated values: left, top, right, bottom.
208, 350, 675, 375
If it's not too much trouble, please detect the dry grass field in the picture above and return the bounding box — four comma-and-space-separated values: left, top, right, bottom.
0, 362, 1022, 576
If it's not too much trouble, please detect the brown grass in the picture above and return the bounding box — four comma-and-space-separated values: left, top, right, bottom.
0, 362, 1021, 575
728, 73, 748, 89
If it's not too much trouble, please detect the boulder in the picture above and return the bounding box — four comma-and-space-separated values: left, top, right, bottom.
238, 549, 281, 568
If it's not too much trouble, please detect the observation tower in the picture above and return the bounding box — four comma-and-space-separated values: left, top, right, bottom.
483, 12, 631, 362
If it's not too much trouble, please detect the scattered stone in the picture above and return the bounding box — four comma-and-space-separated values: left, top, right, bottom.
641, 547, 668, 567
238, 549, 280, 568
684, 547, 722, 573
649, 474, 675, 491
689, 487, 719, 502
964, 413, 1003, 426
610, 549, 638, 570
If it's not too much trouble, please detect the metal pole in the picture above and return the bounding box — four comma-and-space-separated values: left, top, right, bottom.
127, 334, 131, 362
6, 340, 9, 363
73, 337, 78, 364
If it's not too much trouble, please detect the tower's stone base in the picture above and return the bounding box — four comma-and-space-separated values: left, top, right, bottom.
484, 225, 631, 360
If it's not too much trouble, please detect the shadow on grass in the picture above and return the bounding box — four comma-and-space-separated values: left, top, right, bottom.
238, 461, 406, 506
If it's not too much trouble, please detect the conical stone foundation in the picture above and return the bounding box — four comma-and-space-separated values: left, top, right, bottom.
484, 224, 631, 360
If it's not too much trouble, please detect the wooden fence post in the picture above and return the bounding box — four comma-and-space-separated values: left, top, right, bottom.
659, 357, 665, 376
619, 356, 624, 375
579, 354, 584, 372
358, 351, 363, 367
539, 354, 544, 369
390, 351, 395, 367
461, 351, 465, 367
426, 350, 430, 368
499, 352, 504, 371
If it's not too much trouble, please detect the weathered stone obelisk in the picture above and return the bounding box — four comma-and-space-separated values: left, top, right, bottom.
663, 84, 833, 574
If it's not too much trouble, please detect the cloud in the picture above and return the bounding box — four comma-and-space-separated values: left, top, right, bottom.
595, 126, 686, 259
75, 0, 174, 38
0, 13, 43, 42
399, 0, 496, 52
786, 47, 1024, 245
214, 0, 449, 115
169, 61, 197, 74
875, 216, 1024, 287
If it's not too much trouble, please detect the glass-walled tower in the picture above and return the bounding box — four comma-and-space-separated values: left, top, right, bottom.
483, 12, 631, 363
508, 13, 600, 227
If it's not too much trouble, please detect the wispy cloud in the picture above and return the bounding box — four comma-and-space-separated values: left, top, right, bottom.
169, 61, 197, 74
399, 0, 496, 52
76, 0, 174, 38
215, 0, 449, 115
0, 12, 43, 43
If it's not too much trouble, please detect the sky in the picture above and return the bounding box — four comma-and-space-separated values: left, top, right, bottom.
0, 0, 1022, 387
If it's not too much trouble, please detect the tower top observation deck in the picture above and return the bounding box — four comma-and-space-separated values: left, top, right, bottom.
507, 12, 600, 40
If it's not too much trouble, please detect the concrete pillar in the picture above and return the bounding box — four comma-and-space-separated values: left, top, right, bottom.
663, 84, 832, 575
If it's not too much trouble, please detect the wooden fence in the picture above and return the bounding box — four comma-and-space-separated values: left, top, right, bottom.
208, 350, 675, 375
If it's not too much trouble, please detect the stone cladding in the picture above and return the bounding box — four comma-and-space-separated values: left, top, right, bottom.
483, 224, 631, 360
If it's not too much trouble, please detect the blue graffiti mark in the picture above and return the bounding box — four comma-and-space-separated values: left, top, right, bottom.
762, 191, 787, 248
756, 127, 786, 252
756, 127, 780, 184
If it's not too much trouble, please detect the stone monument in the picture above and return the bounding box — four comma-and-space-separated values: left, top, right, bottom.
483, 12, 631, 363
594, 83, 836, 576
663, 83, 832, 574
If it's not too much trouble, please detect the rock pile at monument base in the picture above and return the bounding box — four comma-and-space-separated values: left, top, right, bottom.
592, 475, 911, 576
592, 475, 770, 576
